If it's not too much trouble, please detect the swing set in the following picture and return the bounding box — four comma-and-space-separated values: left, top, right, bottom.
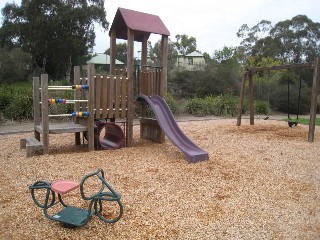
237, 57, 320, 142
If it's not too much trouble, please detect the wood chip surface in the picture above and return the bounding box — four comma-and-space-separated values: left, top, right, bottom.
0, 119, 319, 239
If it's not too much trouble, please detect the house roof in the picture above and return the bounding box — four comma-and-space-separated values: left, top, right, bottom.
87, 54, 124, 65
109, 7, 170, 42
185, 51, 203, 57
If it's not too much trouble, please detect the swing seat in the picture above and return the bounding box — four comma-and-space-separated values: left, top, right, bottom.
288, 120, 298, 128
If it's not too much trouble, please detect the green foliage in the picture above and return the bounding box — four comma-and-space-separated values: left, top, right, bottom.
238, 15, 320, 63
254, 100, 270, 114
0, 82, 33, 120
0, 0, 108, 80
206, 94, 238, 117
3, 95, 33, 120
184, 98, 210, 117
184, 93, 239, 117
106, 43, 127, 65
304, 118, 320, 126
174, 34, 197, 55
270, 80, 311, 115
0, 48, 33, 83
165, 93, 179, 115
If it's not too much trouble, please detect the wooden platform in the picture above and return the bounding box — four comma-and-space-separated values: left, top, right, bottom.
35, 123, 87, 134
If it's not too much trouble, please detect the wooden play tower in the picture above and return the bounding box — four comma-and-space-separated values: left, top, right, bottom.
108, 7, 170, 145
21, 7, 170, 157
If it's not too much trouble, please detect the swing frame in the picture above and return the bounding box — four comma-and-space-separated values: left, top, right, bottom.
237, 57, 320, 142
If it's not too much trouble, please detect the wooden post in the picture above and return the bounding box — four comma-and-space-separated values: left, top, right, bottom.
236, 70, 247, 126
140, 34, 148, 122
248, 71, 254, 125
110, 29, 117, 75
308, 57, 320, 142
74, 66, 81, 145
126, 28, 134, 147
41, 74, 49, 154
160, 35, 168, 97
33, 77, 41, 141
141, 35, 148, 70
87, 63, 95, 151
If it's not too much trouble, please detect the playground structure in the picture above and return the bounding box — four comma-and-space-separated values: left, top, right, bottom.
20, 7, 209, 163
29, 169, 123, 227
237, 57, 320, 142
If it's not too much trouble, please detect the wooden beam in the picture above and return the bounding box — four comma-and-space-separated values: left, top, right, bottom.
87, 63, 95, 151
41, 74, 49, 154
247, 62, 313, 73
73, 66, 81, 145
249, 72, 254, 125
141, 35, 148, 71
126, 28, 134, 147
308, 57, 320, 142
33, 77, 41, 141
160, 35, 168, 97
236, 72, 247, 126
110, 29, 117, 75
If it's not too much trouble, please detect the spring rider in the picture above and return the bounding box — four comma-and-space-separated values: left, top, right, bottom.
29, 169, 123, 227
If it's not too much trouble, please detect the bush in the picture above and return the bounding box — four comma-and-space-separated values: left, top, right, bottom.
204, 95, 218, 115
4, 95, 33, 120
0, 92, 13, 111
254, 100, 270, 114
0, 82, 33, 120
0, 48, 32, 83
207, 94, 238, 117
165, 93, 179, 115
184, 98, 210, 117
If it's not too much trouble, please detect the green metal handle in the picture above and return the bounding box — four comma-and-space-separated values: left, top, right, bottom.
80, 169, 105, 200
29, 180, 56, 209
94, 192, 123, 223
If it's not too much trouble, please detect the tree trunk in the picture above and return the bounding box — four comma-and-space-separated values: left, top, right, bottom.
65, 55, 72, 82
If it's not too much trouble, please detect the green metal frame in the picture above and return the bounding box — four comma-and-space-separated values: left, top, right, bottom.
29, 169, 123, 227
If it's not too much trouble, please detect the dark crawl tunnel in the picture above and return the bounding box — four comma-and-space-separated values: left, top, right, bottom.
94, 122, 125, 150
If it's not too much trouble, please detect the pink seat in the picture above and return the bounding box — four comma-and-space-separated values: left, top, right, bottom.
51, 180, 79, 195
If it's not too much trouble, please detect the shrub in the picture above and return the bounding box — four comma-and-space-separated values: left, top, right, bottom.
0, 82, 33, 120
208, 94, 238, 117
203, 95, 217, 115
165, 93, 179, 115
254, 100, 270, 114
184, 98, 210, 117
0, 91, 13, 111
4, 95, 33, 120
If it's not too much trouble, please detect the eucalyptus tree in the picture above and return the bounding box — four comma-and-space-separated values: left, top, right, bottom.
0, 0, 108, 80
174, 34, 197, 55
237, 15, 320, 64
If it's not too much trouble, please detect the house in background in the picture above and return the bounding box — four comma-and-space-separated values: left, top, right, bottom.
176, 51, 206, 71
85, 53, 125, 74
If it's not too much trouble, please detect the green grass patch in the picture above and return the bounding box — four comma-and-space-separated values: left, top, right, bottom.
285, 117, 320, 126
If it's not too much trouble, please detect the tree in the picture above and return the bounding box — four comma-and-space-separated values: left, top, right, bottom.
0, 0, 108, 80
105, 42, 127, 65
0, 47, 32, 83
174, 34, 197, 55
148, 39, 178, 69
237, 15, 320, 64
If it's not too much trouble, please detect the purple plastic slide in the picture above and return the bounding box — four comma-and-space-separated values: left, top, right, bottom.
137, 94, 209, 163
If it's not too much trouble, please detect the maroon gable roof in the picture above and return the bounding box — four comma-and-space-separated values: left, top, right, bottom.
109, 8, 170, 42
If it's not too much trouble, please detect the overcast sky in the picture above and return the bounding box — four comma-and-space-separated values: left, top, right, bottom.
1, 0, 320, 56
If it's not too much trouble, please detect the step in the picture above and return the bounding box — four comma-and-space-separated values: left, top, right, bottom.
20, 137, 44, 157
